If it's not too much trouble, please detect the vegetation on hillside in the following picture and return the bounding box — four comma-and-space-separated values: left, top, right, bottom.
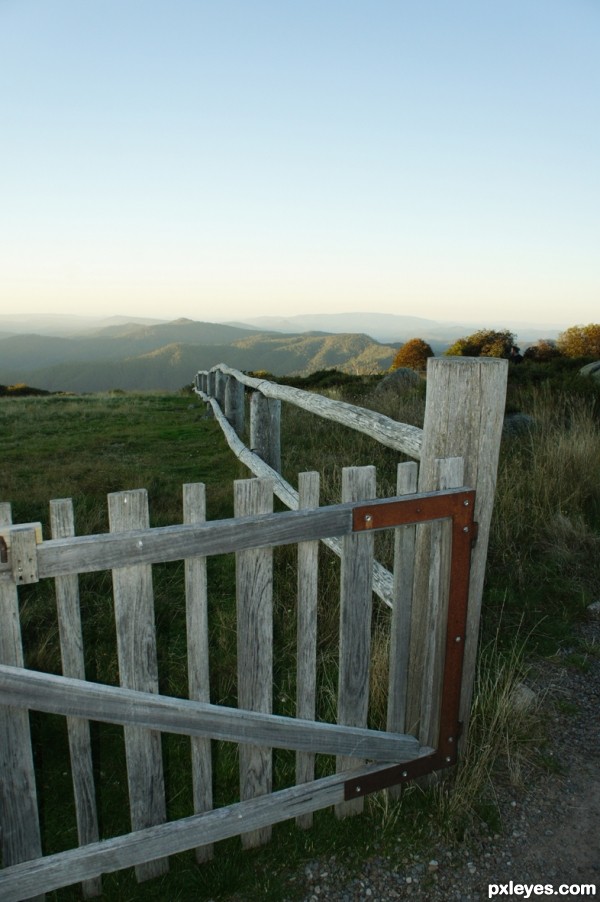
444, 328, 519, 359
390, 337, 434, 371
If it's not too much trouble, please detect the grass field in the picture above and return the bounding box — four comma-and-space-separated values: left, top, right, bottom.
1, 374, 600, 899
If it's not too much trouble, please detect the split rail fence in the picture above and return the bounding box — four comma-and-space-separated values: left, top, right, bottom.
0, 356, 507, 901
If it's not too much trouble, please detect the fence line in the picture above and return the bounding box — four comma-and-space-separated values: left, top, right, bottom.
197, 357, 508, 742
0, 355, 508, 900
1, 474, 464, 900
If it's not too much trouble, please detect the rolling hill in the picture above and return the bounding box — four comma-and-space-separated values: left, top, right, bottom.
0, 318, 397, 392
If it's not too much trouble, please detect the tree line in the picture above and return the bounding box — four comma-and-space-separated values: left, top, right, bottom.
390, 324, 600, 371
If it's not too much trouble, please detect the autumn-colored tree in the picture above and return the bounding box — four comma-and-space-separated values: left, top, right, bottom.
445, 328, 518, 359
390, 337, 434, 371
556, 324, 600, 359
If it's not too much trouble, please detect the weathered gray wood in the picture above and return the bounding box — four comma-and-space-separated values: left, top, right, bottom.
418, 458, 464, 747
50, 499, 101, 899
387, 462, 418, 736
183, 483, 213, 863
336, 466, 376, 818
0, 504, 44, 900
196, 390, 397, 606
295, 472, 320, 829
207, 369, 216, 398
108, 489, 168, 881
0, 749, 433, 902
224, 374, 245, 437
10, 524, 39, 585
0, 665, 421, 761
250, 392, 281, 472
37, 503, 353, 577
210, 364, 424, 458
235, 478, 273, 848
215, 369, 227, 409
406, 357, 508, 744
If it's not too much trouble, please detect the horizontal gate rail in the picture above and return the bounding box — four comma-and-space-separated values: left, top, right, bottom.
0, 665, 424, 762
1, 487, 474, 581
0, 753, 435, 902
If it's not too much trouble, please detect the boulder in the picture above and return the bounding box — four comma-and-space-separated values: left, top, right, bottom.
375, 367, 421, 395
503, 412, 536, 436
580, 361, 600, 380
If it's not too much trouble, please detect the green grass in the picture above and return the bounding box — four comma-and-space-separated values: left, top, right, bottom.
2, 372, 599, 899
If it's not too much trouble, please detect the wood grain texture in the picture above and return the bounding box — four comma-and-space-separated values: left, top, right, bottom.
250, 392, 281, 472
295, 472, 320, 828
0, 665, 420, 761
224, 374, 245, 437
235, 478, 273, 848
108, 489, 168, 881
336, 466, 376, 818
386, 462, 418, 751
183, 483, 214, 863
50, 498, 101, 899
418, 457, 464, 748
207, 364, 424, 457
0, 504, 44, 898
0, 754, 434, 902
195, 390, 396, 606
407, 357, 507, 743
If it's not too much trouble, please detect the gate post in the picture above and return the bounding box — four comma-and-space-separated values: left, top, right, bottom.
406, 357, 507, 747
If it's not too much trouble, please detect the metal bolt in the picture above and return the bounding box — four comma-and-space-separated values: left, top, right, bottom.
448, 737, 454, 744
445, 756, 452, 763
355, 785, 362, 793
364, 514, 373, 525
402, 770, 408, 778
455, 635, 462, 643
463, 499, 470, 506
463, 526, 470, 533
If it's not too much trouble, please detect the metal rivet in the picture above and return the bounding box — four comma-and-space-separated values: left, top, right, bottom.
463, 499, 470, 506
448, 737, 454, 743
355, 785, 362, 793
455, 635, 462, 643
463, 526, 470, 533
402, 770, 408, 778
446, 756, 452, 763
364, 515, 373, 524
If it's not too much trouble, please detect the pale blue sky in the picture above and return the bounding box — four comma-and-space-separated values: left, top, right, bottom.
1, 0, 598, 327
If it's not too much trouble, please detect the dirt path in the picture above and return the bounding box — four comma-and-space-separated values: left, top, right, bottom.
287, 618, 600, 900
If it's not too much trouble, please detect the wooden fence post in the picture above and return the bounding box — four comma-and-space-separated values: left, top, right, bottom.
215, 370, 227, 409
225, 374, 245, 438
207, 370, 216, 398
336, 465, 376, 819
50, 499, 101, 899
108, 489, 168, 882
234, 478, 273, 848
0, 504, 44, 901
406, 357, 507, 745
183, 483, 213, 863
295, 471, 320, 829
250, 393, 281, 472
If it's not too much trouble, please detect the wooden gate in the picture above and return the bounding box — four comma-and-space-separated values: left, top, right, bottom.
0, 471, 475, 901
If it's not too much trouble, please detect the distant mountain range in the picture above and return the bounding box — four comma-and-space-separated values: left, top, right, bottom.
0, 312, 563, 393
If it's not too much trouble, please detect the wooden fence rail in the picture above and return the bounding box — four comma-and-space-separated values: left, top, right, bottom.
196, 357, 508, 738
0, 356, 507, 900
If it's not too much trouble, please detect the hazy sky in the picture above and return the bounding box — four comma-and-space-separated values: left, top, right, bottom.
1, 0, 598, 327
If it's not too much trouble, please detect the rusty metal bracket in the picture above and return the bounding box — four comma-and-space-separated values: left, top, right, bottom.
344, 487, 476, 800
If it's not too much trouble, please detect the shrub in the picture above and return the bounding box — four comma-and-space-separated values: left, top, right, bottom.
390, 337, 434, 372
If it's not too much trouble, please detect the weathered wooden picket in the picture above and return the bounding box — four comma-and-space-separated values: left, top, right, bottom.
0, 356, 507, 901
